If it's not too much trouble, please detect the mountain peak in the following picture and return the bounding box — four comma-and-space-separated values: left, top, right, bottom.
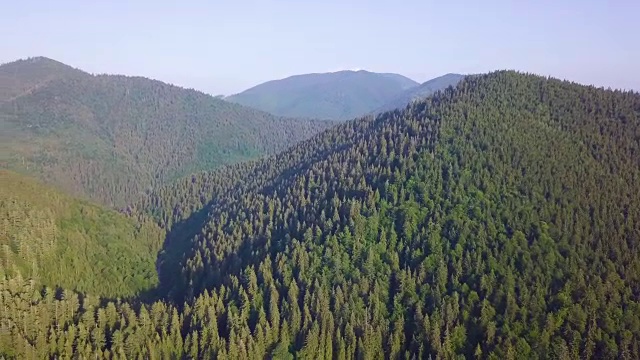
226, 70, 419, 120
1, 56, 80, 72
25, 55, 57, 63
0, 56, 86, 101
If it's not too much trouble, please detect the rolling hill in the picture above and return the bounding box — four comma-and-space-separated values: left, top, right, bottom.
0, 57, 332, 207
225, 70, 419, 120
2, 71, 640, 359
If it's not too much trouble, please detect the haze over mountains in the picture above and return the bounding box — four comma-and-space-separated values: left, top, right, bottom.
226, 70, 462, 120
374, 73, 465, 113
0, 57, 464, 208
0, 57, 332, 207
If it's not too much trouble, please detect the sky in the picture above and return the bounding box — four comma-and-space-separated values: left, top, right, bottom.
1, 0, 638, 95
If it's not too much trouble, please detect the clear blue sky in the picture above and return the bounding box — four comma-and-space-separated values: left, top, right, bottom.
2, 0, 638, 95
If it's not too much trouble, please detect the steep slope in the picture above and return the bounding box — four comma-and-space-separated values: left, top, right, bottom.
0, 170, 164, 297
143, 71, 640, 358
226, 70, 419, 120
0, 57, 332, 207
375, 73, 465, 113
2, 71, 640, 359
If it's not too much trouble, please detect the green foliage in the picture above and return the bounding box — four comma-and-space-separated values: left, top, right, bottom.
0, 57, 331, 207
2, 71, 640, 359
0, 170, 164, 297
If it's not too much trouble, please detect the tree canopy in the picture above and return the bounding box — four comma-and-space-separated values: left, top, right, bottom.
2, 71, 640, 359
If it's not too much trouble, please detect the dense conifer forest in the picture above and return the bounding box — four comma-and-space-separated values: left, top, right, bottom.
0, 170, 164, 297
2, 71, 640, 359
0, 57, 331, 207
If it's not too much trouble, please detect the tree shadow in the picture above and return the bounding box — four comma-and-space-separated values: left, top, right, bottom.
136, 205, 212, 305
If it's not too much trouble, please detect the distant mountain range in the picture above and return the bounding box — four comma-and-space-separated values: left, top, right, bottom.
0, 57, 332, 207
225, 70, 420, 120
374, 73, 465, 113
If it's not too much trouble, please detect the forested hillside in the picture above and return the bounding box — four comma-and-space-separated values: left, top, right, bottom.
2, 71, 640, 359
226, 70, 418, 120
0, 57, 331, 207
0, 170, 164, 297
0, 57, 82, 101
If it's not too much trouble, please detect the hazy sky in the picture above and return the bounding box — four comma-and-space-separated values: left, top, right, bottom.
2, 0, 638, 95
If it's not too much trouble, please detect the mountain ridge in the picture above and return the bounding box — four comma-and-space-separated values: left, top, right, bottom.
0, 57, 332, 207
226, 69, 419, 120
0, 56, 87, 102
374, 73, 465, 113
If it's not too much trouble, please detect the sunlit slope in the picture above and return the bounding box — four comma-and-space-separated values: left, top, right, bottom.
0, 170, 164, 297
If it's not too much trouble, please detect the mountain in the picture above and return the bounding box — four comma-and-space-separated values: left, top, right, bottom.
0, 57, 332, 207
375, 73, 465, 113
225, 70, 419, 120
3, 71, 640, 359
0, 170, 164, 297
0, 56, 83, 102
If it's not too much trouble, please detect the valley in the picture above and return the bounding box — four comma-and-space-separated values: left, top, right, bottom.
2, 69, 639, 358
